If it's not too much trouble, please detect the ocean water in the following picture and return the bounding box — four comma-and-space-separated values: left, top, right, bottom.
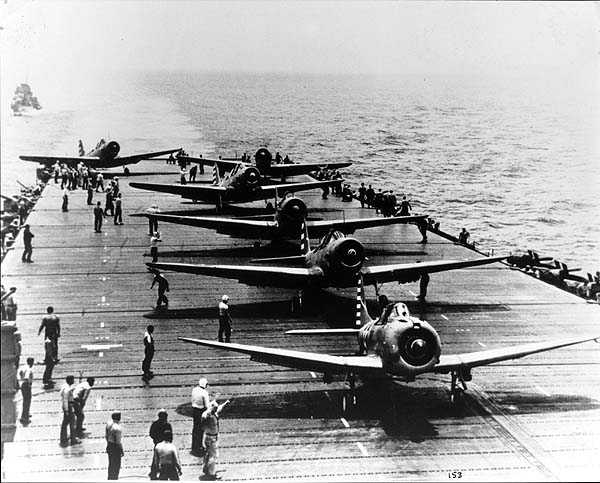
2, 70, 598, 274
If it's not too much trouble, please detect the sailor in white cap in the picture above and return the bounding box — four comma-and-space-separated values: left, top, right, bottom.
146, 203, 160, 235
191, 377, 210, 455
218, 295, 232, 343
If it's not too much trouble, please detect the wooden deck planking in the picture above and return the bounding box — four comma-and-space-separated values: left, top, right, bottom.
2, 160, 599, 481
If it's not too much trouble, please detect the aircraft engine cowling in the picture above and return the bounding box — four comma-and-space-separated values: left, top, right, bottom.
254, 148, 272, 175
243, 166, 261, 187
384, 319, 441, 378
279, 197, 308, 225
332, 238, 365, 270
105, 141, 120, 159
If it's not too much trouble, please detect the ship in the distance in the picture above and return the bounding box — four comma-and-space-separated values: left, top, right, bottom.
11, 83, 42, 116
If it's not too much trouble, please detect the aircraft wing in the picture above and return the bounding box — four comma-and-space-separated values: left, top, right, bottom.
179, 337, 383, 375
267, 162, 352, 177
130, 182, 226, 203
20, 155, 100, 168
307, 214, 427, 238
259, 179, 342, 197
137, 213, 278, 239
361, 255, 507, 285
186, 156, 240, 171
116, 148, 181, 164
434, 335, 599, 373
147, 262, 317, 288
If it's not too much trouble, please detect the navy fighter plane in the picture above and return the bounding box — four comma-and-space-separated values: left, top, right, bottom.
131, 194, 428, 244
179, 278, 599, 413
130, 163, 341, 209
20, 139, 181, 174
186, 147, 351, 181
147, 222, 506, 307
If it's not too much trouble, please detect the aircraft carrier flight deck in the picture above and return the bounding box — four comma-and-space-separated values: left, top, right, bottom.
1, 159, 599, 481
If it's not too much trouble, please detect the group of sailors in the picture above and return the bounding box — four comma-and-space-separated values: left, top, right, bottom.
1, 181, 46, 260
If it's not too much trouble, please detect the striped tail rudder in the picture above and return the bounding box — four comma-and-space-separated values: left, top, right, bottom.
356, 275, 373, 327
299, 221, 310, 256
78, 140, 85, 156
212, 164, 221, 185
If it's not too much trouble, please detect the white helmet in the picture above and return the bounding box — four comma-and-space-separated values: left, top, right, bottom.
222, 295, 229, 302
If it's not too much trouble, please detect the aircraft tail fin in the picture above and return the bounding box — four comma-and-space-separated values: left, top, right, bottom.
212, 164, 221, 185
300, 221, 310, 256
356, 275, 373, 327
78, 140, 85, 156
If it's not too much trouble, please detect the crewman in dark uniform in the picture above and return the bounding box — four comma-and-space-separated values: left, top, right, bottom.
38, 306, 61, 363
94, 201, 105, 233
151, 270, 169, 309
418, 272, 430, 302
142, 325, 155, 382
22, 224, 34, 263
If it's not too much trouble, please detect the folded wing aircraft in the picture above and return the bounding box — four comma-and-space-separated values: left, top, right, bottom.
148, 222, 507, 302
180, 277, 599, 414
131, 194, 428, 242
186, 147, 351, 180
20, 139, 181, 173
130, 163, 342, 208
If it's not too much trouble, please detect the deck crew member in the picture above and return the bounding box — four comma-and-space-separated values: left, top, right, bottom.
201, 399, 230, 480
151, 270, 169, 309
42, 336, 56, 389
149, 409, 173, 479
18, 357, 34, 424
142, 325, 155, 382
105, 187, 114, 216
458, 227, 470, 245
358, 182, 367, 208
113, 193, 123, 225
189, 164, 198, 182
191, 378, 210, 456
365, 184, 375, 208
62, 187, 69, 212
180, 167, 187, 185
38, 306, 60, 363
22, 224, 34, 263
4, 286, 18, 320
150, 231, 162, 262
147, 204, 160, 235
106, 412, 124, 480
60, 375, 80, 445
397, 196, 412, 216
218, 295, 232, 343
73, 377, 95, 437
418, 272, 430, 302
96, 172, 105, 192
94, 201, 105, 232
87, 185, 94, 205
151, 430, 182, 480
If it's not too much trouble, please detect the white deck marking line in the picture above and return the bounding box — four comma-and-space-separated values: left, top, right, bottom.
100, 322, 105, 328
96, 397, 102, 410
101, 296, 106, 303
81, 344, 123, 350
99, 352, 103, 357
340, 418, 350, 428
408, 290, 417, 296
356, 442, 368, 456
310, 372, 316, 378
478, 342, 487, 348
536, 385, 551, 397
441, 314, 449, 320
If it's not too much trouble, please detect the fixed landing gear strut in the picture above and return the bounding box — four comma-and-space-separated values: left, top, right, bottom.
341, 373, 357, 417
449, 369, 471, 406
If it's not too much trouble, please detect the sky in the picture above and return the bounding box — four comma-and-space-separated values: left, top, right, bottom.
1, 1, 598, 81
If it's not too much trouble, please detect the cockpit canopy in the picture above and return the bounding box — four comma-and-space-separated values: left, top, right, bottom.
378, 302, 411, 324
317, 229, 346, 250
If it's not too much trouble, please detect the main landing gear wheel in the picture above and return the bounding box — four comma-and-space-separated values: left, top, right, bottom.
124, 167, 130, 175
342, 391, 356, 417
449, 370, 469, 409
